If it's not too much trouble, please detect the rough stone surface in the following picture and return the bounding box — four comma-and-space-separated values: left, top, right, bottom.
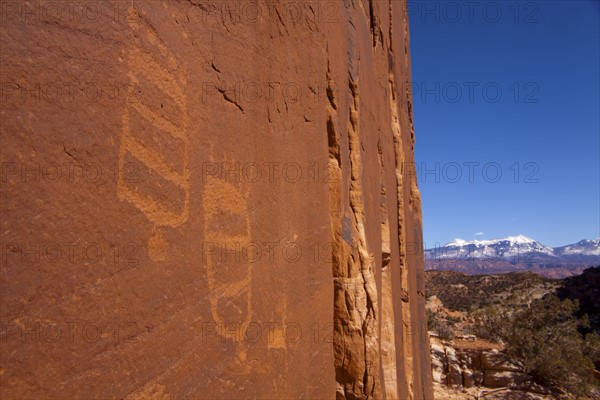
484, 371, 531, 389
430, 337, 544, 393
481, 349, 524, 372
0, 1, 432, 398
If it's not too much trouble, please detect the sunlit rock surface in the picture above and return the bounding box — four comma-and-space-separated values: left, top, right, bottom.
0, 1, 432, 398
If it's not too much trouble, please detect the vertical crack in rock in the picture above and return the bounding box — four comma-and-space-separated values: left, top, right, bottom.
402, 5, 421, 215
330, 70, 382, 398
388, 0, 395, 53
327, 61, 341, 169
329, 1, 432, 397
325, 59, 347, 400
400, 1, 416, 147
348, 79, 381, 400
368, 0, 377, 48
359, 0, 379, 49
378, 141, 399, 400
389, 72, 415, 400
386, 2, 422, 398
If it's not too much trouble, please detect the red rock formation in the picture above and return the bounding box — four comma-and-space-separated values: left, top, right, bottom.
0, 1, 432, 398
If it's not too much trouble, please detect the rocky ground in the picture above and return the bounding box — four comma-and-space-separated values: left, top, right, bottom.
426, 269, 600, 399
430, 334, 556, 400
433, 384, 553, 400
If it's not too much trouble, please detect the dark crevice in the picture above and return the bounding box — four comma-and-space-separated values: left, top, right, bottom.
217, 88, 244, 113
326, 84, 337, 110
326, 76, 341, 166
62, 144, 78, 162
368, 0, 377, 48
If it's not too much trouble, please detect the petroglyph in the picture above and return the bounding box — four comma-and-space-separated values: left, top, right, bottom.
118, 6, 190, 259
202, 172, 253, 360
1, 0, 433, 396
147, 229, 168, 262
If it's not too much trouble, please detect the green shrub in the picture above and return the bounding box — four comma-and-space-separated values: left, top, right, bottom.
472, 305, 510, 342
507, 295, 599, 396
474, 295, 600, 396
426, 310, 455, 341
436, 323, 455, 341
426, 309, 440, 332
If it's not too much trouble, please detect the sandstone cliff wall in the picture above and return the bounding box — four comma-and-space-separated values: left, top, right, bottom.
0, 1, 432, 398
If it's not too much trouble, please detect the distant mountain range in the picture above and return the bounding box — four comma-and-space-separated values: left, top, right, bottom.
424, 235, 599, 278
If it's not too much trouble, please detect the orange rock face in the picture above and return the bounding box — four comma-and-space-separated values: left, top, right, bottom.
0, 1, 432, 398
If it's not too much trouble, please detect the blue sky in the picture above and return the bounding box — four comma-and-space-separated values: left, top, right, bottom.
408, 0, 600, 248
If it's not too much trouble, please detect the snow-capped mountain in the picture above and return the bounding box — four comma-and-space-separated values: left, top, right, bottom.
554, 238, 600, 257
425, 235, 599, 264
